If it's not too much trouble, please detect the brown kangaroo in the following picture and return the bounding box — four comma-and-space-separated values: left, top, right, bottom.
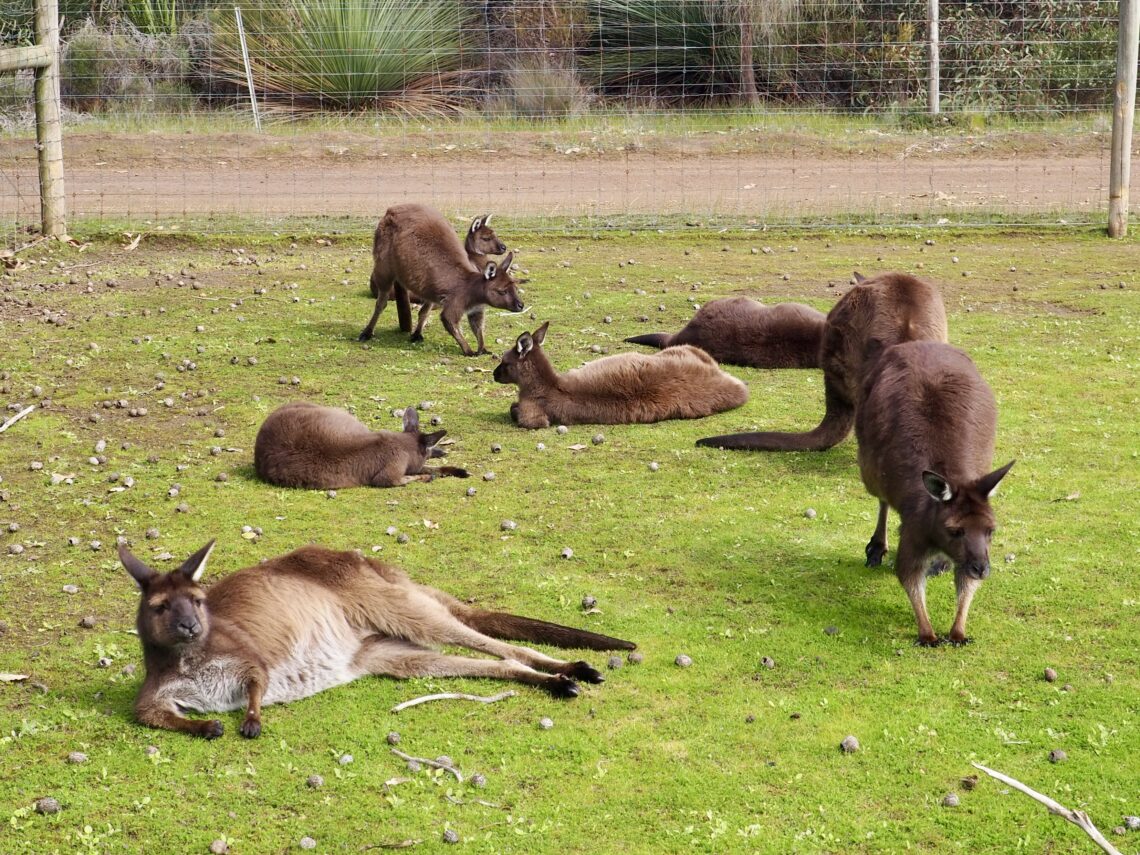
370, 209, 508, 334
120, 541, 636, 738
254, 403, 468, 489
360, 204, 523, 355
493, 322, 749, 428
856, 340, 1014, 646
625, 297, 826, 369
697, 272, 948, 451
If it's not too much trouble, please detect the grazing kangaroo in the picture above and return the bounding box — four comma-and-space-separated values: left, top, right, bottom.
370, 209, 508, 334
625, 298, 826, 369
493, 322, 749, 428
254, 403, 468, 489
360, 204, 523, 355
120, 541, 636, 738
697, 272, 948, 451
856, 341, 1014, 646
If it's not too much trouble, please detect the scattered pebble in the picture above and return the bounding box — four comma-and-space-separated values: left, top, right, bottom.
674, 654, 693, 668
482, 472, 495, 482
406, 759, 421, 772
824, 626, 839, 636
760, 656, 775, 669
67, 751, 88, 764
960, 775, 978, 791
648, 461, 659, 472
942, 793, 960, 808
581, 595, 597, 610
443, 829, 459, 845
491, 443, 502, 454
299, 837, 316, 850
538, 717, 554, 730
215, 473, 229, 483
556, 425, 568, 435
386, 526, 398, 536
62, 584, 78, 594
470, 773, 487, 788
500, 520, 517, 532
145, 528, 160, 539
435, 755, 454, 767
209, 841, 229, 855
1044, 667, 1058, 683
804, 508, 817, 519
1049, 749, 1067, 763
305, 774, 324, 789
326, 490, 337, 499
465, 487, 477, 497
34, 797, 61, 815
591, 433, 605, 445
840, 735, 860, 753
607, 656, 623, 670
386, 731, 400, 745
395, 533, 409, 544
561, 547, 573, 559
627, 652, 643, 665
536, 442, 546, 450
7, 543, 23, 555
1124, 816, 1140, 831
338, 753, 353, 765
78, 616, 96, 629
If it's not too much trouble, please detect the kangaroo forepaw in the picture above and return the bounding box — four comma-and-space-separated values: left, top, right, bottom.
198, 719, 225, 739
563, 661, 605, 684
948, 635, 973, 647
864, 540, 887, 567
915, 636, 945, 648
546, 675, 581, 698
239, 716, 262, 739
409, 332, 424, 343
358, 330, 374, 342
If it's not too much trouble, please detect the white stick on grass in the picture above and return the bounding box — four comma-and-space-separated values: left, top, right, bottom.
389, 689, 516, 713
0, 406, 34, 434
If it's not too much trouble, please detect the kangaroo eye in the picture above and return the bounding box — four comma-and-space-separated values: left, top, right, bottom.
153, 602, 169, 614
948, 528, 966, 539
193, 597, 205, 607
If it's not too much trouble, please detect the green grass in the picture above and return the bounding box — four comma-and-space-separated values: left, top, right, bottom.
0, 227, 1137, 853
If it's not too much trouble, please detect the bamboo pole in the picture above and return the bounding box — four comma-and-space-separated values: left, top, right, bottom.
33, 0, 66, 237
928, 0, 940, 115
1108, 0, 1139, 237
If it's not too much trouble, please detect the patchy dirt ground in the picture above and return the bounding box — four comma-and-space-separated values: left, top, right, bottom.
0, 128, 1131, 227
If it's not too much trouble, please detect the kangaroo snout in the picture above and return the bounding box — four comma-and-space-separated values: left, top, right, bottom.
493, 365, 508, 383
963, 560, 990, 581
511, 298, 525, 313
176, 619, 202, 640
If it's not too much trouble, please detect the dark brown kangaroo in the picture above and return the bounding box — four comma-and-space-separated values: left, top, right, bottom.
120, 541, 636, 738
697, 272, 948, 451
361, 204, 523, 355
254, 403, 468, 489
856, 341, 1014, 646
625, 297, 825, 369
370, 209, 508, 333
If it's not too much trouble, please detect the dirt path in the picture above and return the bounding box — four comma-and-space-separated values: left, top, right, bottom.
0, 134, 1126, 224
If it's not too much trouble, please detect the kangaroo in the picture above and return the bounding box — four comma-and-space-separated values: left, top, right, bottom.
493, 322, 749, 428
856, 340, 1014, 646
254, 403, 468, 489
625, 298, 826, 369
697, 272, 948, 451
360, 204, 523, 355
120, 540, 636, 738
370, 210, 508, 334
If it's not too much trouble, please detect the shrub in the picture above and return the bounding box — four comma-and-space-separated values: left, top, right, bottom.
203, 0, 475, 113
496, 59, 592, 118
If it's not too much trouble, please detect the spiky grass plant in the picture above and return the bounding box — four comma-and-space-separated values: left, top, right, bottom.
205, 0, 473, 113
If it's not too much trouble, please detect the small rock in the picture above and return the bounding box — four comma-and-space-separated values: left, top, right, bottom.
500, 519, 517, 532
824, 626, 839, 636
465, 487, 477, 497
406, 759, 421, 772
607, 656, 623, 670
627, 652, 643, 665
482, 472, 495, 482
556, 425, 568, 435
1124, 816, 1140, 831
67, 751, 88, 764
561, 547, 573, 559
674, 654, 693, 668
1062, 684, 1073, 692
581, 595, 597, 610
648, 461, 659, 472
1044, 667, 1058, 683
175, 502, 190, 513
538, 717, 554, 730
209, 840, 229, 855
326, 490, 337, 499
760, 656, 775, 669
396, 533, 409, 544
804, 508, 817, 519
430, 415, 442, 426
435, 755, 454, 767
443, 829, 460, 845
385, 526, 398, 536
491, 443, 502, 454
78, 616, 96, 629
97, 657, 112, 668
1049, 749, 1067, 764
144, 745, 159, 756
34, 797, 61, 815
299, 837, 316, 850
960, 775, 978, 791
536, 442, 546, 450
145, 528, 160, 539
338, 753, 353, 765
215, 473, 229, 483
62, 584, 78, 594
7, 543, 24, 555
840, 735, 860, 753
1114, 826, 1127, 836
386, 731, 400, 745
470, 773, 487, 788
591, 433, 605, 445
942, 793, 960, 808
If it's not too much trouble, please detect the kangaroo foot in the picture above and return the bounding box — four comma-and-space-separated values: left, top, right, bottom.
239, 716, 262, 739
545, 674, 581, 699
196, 719, 225, 739
948, 634, 973, 647
358, 329, 374, 342
409, 332, 424, 343
561, 661, 604, 684
864, 540, 888, 567
915, 635, 945, 648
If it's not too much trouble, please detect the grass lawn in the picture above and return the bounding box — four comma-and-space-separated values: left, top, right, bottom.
0, 225, 1137, 853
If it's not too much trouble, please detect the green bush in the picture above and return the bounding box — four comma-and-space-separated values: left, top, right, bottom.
496, 59, 592, 118
203, 0, 475, 113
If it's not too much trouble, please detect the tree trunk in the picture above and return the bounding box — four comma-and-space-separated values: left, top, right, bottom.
739, 16, 761, 107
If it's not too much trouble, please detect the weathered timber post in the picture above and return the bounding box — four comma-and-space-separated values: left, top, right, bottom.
928, 0, 940, 115
1108, 0, 1139, 237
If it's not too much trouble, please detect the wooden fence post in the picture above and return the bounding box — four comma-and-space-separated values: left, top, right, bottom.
1108, 0, 1139, 237
928, 0, 940, 115
33, 0, 67, 237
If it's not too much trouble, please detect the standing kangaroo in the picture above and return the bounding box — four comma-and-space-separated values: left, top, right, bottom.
697, 272, 948, 451
120, 541, 636, 738
625, 298, 826, 369
360, 204, 523, 355
856, 341, 1014, 646
493, 322, 749, 428
254, 403, 468, 489
370, 209, 508, 334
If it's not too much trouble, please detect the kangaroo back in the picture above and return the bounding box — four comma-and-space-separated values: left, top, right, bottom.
697, 273, 947, 451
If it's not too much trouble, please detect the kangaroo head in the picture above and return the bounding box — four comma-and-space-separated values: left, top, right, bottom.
481, 252, 525, 313
402, 406, 447, 458
494, 321, 549, 384
120, 540, 215, 649
466, 213, 507, 256
922, 461, 1014, 581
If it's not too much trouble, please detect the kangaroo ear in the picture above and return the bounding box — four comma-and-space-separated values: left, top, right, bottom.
853, 271, 867, 284
532, 320, 549, 347
422, 429, 447, 447
178, 539, 216, 584
516, 332, 534, 358
500, 251, 514, 272
402, 406, 420, 433
483, 261, 498, 280
976, 460, 1015, 499
483, 213, 492, 226
120, 543, 157, 589
469, 216, 483, 234
922, 470, 954, 503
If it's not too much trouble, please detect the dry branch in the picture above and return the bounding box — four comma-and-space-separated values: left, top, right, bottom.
389, 689, 516, 713
0, 406, 35, 434
971, 763, 1124, 855
390, 749, 463, 782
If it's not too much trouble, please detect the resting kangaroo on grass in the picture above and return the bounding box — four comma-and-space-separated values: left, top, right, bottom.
120, 540, 636, 738
493, 321, 749, 428
254, 403, 467, 489
360, 203, 523, 355
625, 297, 826, 369
697, 272, 948, 451
369, 207, 508, 333
856, 341, 1013, 646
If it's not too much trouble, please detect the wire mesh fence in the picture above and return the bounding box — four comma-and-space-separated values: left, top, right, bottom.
0, 0, 1131, 237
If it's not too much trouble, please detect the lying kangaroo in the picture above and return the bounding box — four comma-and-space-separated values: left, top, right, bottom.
625, 297, 826, 369
120, 541, 636, 738
697, 272, 948, 451
493, 322, 749, 428
370, 209, 508, 334
361, 204, 523, 355
254, 403, 468, 489
856, 341, 1014, 646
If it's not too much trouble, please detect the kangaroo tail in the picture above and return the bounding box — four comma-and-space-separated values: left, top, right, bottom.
696, 380, 854, 452
463, 610, 636, 651
623, 332, 672, 350
436, 466, 470, 479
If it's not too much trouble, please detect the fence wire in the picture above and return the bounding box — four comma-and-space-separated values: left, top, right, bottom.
0, 0, 1132, 237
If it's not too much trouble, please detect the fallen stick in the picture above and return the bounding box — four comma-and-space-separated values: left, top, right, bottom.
390, 749, 463, 783
445, 794, 508, 810
390, 689, 516, 713
971, 762, 1124, 855
360, 839, 421, 850
0, 406, 35, 434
